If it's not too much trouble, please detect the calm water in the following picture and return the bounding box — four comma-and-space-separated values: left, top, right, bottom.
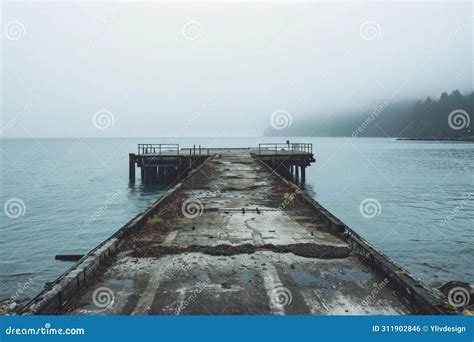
1, 137, 473, 303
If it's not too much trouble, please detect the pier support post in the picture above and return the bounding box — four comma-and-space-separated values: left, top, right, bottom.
283, 165, 289, 179
157, 167, 163, 182
144, 167, 150, 183
129, 154, 136, 182
295, 165, 299, 181
301, 166, 306, 184
176, 163, 184, 181
163, 167, 168, 182
150, 167, 158, 182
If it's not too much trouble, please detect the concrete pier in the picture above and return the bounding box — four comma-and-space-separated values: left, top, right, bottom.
129, 144, 209, 184
21, 144, 454, 315
129, 143, 314, 186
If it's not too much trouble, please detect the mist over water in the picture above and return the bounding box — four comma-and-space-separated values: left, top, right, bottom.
1, 138, 473, 302
2, 1, 472, 138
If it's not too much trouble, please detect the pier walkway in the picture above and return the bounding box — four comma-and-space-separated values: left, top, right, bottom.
22, 145, 451, 315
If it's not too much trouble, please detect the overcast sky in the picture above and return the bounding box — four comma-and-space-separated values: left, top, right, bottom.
1, 1, 472, 137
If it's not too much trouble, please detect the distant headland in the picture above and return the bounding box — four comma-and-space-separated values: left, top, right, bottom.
264, 90, 473, 141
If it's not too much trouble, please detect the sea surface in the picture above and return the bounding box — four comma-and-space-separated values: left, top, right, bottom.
1, 137, 473, 303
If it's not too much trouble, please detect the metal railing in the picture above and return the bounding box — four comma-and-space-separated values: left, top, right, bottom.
181, 145, 210, 157
138, 144, 179, 155
137, 143, 312, 155
258, 143, 312, 154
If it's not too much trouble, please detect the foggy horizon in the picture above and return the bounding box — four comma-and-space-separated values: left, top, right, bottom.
1, 0, 474, 327
2, 1, 472, 138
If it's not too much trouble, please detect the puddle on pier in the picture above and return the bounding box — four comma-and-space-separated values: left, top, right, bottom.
290, 268, 372, 289
196, 271, 210, 282
336, 268, 372, 282
290, 271, 331, 288
108, 278, 135, 288
239, 271, 256, 285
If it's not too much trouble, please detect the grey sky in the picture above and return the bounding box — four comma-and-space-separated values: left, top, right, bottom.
1, 1, 472, 137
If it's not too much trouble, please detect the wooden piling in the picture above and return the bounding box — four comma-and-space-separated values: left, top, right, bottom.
129, 154, 136, 182
157, 167, 163, 181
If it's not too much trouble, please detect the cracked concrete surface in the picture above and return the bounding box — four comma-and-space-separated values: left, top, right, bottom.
67, 152, 411, 315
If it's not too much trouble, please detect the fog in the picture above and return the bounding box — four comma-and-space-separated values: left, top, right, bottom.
1, 1, 472, 138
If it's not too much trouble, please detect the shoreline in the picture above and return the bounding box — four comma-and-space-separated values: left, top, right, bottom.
397, 137, 474, 142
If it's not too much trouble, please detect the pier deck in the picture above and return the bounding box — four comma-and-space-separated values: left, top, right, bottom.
68, 151, 409, 315
129, 143, 315, 184
22, 146, 451, 315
